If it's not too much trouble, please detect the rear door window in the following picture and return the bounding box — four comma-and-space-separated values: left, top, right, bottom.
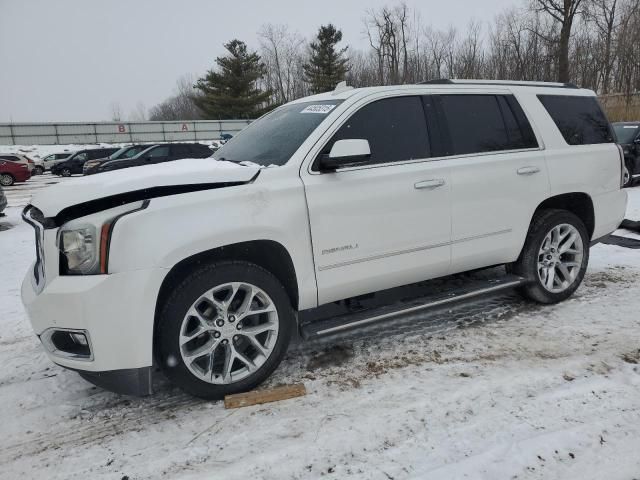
171, 145, 191, 158
319, 96, 430, 167
149, 146, 169, 158
537, 95, 613, 145
438, 95, 510, 155
497, 96, 538, 149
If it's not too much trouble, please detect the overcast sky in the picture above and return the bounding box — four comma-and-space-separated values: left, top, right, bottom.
0, 0, 518, 122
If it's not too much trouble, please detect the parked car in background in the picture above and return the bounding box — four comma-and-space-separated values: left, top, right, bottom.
613, 122, 640, 187
51, 148, 120, 176
83, 144, 155, 175
0, 157, 31, 186
97, 143, 212, 173
21, 80, 627, 398
0, 185, 6, 215
32, 158, 46, 175
41, 152, 74, 171
0, 154, 35, 174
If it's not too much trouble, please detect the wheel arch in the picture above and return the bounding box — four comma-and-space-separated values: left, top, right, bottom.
533, 192, 595, 239
153, 239, 300, 336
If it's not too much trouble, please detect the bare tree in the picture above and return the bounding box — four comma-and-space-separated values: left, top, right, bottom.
109, 102, 122, 122
129, 101, 147, 121
533, 0, 586, 82
258, 24, 307, 104
364, 3, 413, 84
148, 74, 202, 121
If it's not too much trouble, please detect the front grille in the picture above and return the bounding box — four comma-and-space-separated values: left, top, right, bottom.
22, 205, 46, 292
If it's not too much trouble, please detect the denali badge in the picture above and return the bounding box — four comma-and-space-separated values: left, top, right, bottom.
321, 244, 359, 255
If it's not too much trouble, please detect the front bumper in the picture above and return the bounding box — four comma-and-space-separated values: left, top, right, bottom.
21, 265, 168, 394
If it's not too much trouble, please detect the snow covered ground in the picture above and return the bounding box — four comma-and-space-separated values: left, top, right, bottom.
1, 179, 639, 480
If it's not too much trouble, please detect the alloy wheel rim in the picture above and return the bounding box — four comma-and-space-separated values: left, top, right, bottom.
623, 165, 630, 185
0, 175, 11, 186
537, 223, 584, 293
178, 282, 279, 385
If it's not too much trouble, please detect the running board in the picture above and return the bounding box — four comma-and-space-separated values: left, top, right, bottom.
300, 274, 527, 340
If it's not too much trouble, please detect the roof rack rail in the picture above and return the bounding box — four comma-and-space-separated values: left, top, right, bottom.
418, 79, 579, 89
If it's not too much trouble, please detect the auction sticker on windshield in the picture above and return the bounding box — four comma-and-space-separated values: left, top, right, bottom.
301, 104, 337, 114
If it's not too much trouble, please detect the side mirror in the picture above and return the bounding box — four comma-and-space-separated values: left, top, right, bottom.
318, 139, 371, 171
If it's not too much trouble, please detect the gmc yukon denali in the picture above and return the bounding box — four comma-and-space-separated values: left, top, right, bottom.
21, 80, 627, 398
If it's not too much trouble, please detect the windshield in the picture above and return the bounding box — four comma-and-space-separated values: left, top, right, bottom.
109, 146, 148, 160
213, 100, 343, 166
613, 124, 639, 144
108, 147, 131, 159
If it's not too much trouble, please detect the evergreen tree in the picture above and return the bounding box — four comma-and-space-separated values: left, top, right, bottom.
303, 24, 349, 94
194, 40, 272, 119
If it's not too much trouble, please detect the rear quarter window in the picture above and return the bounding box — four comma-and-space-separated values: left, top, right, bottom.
537, 95, 613, 145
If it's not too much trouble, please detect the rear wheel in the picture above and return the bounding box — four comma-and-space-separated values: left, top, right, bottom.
157, 261, 294, 399
511, 209, 589, 304
0, 173, 14, 186
61, 168, 72, 177
623, 162, 632, 187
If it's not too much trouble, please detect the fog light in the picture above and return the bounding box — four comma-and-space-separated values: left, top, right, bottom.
41, 328, 93, 361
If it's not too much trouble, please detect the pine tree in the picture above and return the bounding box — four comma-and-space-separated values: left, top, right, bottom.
303, 24, 349, 94
194, 40, 272, 119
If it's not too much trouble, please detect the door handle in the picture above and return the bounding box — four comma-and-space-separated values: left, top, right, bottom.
517, 166, 540, 175
414, 179, 446, 189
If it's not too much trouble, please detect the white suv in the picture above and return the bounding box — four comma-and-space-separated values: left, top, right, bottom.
21, 80, 627, 398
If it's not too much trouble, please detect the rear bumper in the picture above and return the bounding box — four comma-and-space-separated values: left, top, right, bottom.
593, 189, 628, 240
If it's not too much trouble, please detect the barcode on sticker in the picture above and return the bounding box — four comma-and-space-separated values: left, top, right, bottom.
301, 105, 336, 114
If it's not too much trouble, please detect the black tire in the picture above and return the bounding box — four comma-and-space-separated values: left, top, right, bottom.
33, 166, 44, 175
156, 261, 295, 399
61, 168, 72, 177
510, 209, 589, 304
623, 162, 633, 188
0, 173, 15, 186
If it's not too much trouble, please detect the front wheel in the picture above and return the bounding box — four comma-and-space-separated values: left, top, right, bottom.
511, 209, 589, 304
0, 173, 14, 186
60, 168, 72, 177
156, 261, 294, 399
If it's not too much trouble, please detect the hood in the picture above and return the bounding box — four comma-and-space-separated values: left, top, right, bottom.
32, 158, 260, 218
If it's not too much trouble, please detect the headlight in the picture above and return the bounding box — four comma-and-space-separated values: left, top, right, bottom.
59, 225, 98, 274
58, 200, 149, 276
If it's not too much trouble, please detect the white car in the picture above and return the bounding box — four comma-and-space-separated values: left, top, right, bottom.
41, 152, 73, 172
21, 80, 627, 398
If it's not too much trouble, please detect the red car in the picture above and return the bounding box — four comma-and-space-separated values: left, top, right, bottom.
0, 158, 31, 186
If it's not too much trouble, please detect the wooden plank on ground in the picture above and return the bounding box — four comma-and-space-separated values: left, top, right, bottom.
224, 384, 306, 409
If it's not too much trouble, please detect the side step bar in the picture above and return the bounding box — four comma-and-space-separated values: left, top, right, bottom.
300, 274, 527, 340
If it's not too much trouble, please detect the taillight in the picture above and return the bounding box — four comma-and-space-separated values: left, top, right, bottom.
616, 144, 625, 188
